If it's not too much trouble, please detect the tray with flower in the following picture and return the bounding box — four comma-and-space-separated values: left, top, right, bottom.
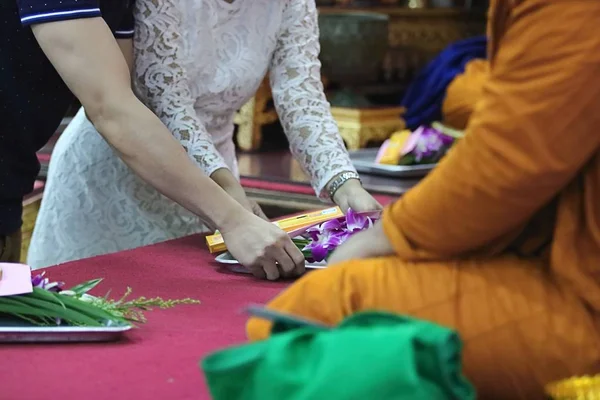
215, 209, 381, 273
0, 267, 199, 343
350, 122, 464, 178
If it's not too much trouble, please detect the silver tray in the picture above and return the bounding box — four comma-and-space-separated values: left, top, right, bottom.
349, 148, 436, 178
0, 318, 132, 343
215, 251, 327, 274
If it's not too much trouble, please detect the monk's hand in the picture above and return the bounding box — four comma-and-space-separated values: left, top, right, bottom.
221, 210, 306, 281
332, 179, 382, 214
328, 221, 394, 265
212, 168, 268, 221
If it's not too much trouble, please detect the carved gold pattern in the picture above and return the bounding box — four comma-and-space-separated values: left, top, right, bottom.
234, 7, 485, 151
330, 106, 405, 149
233, 77, 278, 151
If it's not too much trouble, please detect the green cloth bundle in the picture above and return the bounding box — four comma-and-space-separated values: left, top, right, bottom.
202, 311, 475, 400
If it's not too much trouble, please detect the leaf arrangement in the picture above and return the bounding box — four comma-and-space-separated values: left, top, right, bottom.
0, 275, 199, 327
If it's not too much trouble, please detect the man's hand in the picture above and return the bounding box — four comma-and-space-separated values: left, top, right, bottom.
211, 169, 268, 220
221, 212, 306, 280
327, 221, 394, 265
332, 179, 382, 214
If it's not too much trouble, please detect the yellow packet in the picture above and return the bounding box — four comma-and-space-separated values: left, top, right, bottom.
206, 206, 344, 253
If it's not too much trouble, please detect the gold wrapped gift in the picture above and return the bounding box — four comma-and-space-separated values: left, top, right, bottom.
546, 375, 600, 400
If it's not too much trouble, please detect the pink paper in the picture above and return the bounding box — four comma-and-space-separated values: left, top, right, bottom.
0, 263, 33, 297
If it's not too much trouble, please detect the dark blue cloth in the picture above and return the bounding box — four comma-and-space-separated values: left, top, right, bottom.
401, 36, 487, 130
17, 0, 134, 37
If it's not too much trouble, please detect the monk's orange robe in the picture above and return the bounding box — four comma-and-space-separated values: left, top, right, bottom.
248, 1, 600, 398
442, 59, 488, 130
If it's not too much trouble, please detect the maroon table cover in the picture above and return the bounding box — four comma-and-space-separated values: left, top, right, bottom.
0, 235, 288, 400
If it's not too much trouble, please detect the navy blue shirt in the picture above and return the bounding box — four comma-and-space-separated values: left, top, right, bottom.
0, 0, 134, 235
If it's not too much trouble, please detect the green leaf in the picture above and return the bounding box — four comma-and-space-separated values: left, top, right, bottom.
14, 313, 48, 326
102, 289, 112, 301
398, 154, 416, 165
68, 278, 103, 296
0, 304, 63, 319
7, 294, 103, 326
50, 292, 128, 324
0, 289, 130, 327
29, 287, 66, 308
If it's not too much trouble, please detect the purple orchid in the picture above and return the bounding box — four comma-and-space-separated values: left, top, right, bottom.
303, 229, 349, 262
401, 126, 455, 162
304, 218, 344, 241
31, 272, 64, 293
298, 208, 380, 262
345, 208, 375, 233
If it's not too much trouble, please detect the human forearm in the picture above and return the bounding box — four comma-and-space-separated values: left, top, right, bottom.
210, 168, 249, 206
210, 169, 268, 220
91, 94, 245, 230
210, 168, 239, 190
328, 221, 394, 265
270, 0, 360, 199
31, 18, 246, 231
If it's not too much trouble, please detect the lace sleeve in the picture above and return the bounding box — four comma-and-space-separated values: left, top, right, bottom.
269, 0, 357, 198
132, 0, 228, 176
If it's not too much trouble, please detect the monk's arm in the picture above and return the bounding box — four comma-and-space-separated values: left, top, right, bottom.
383, 1, 600, 260
441, 59, 488, 130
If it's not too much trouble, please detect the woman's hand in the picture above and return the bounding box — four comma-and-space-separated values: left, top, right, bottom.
332, 179, 382, 213
327, 221, 394, 265
221, 210, 306, 281
211, 168, 305, 280
228, 189, 268, 221
211, 169, 268, 220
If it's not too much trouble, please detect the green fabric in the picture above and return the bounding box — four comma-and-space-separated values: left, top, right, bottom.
201, 311, 475, 400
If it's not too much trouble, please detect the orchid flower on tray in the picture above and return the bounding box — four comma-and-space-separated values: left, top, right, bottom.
398, 125, 456, 165
0, 272, 199, 327
292, 208, 381, 263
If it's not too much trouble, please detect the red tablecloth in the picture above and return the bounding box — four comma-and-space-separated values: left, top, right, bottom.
0, 235, 288, 400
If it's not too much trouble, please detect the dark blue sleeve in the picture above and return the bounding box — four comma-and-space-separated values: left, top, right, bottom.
17, 0, 102, 26
113, 4, 134, 39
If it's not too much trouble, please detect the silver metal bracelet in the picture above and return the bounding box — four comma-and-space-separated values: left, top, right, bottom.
327, 171, 361, 200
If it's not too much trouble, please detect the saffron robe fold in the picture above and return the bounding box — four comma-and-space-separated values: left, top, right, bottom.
248, 1, 600, 398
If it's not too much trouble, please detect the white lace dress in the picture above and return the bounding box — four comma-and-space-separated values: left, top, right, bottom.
27, 0, 357, 269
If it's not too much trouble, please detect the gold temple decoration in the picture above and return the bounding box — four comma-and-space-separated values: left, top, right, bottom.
407, 0, 426, 8
234, 6, 485, 152
233, 78, 278, 151
546, 375, 600, 400
331, 107, 405, 150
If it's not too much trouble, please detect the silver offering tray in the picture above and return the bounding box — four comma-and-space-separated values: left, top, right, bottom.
349, 148, 436, 178
0, 317, 132, 343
